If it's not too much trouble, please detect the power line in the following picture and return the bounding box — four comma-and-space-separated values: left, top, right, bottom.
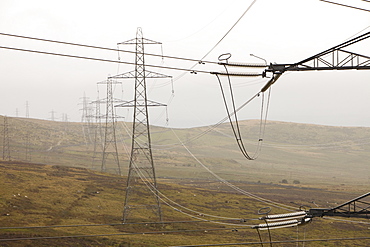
170, 128, 297, 212
117, 90, 296, 214
167, 0, 259, 83
119, 114, 297, 215
116, 122, 257, 224
323, 216, 370, 225
116, 119, 254, 223
0, 45, 211, 74
319, 0, 370, 12
171, 237, 370, 247
214, 68, 269, 161
0, 32, 217, 65
130, 161, 253, 225
199, 0, 258, 61
0, 219, 256, 230
0, 227, 249, 242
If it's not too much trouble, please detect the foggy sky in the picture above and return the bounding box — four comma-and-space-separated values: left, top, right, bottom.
0, 0, 369, 127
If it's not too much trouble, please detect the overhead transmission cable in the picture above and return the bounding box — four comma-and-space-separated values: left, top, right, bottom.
319, 0, 370, 12
170, 237, 370, 247
118, 123, 295, 228
148, 76, 273, 151
0, 227, 252, 243
322, 217, 370, 225
199, 0, 258, 61
0, 218, 260, 231
170, 128, 297, 212
0, 45, 211, 74
116, 123, 258, 224
0, 32, 217, 65
149, 90, 268, 150
0, 0, 261, 123
119, 131, 252, 223
130, 161, 258, 226
168, 0, 259, 83
214, 63, 270, 160
117, 112, 370, 152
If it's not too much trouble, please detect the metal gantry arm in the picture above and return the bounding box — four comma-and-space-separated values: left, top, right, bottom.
266, 49, 370, 73
265, 31, 370, 75
258, 31, 370, 92
308, 192, 370, 219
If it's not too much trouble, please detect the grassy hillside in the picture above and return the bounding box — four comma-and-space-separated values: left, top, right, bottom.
1, 115, 369, 191
0, 116, 369, 245
0, 161, 368, 246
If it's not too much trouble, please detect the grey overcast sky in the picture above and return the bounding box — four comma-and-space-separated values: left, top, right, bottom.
0, 0, 369, 127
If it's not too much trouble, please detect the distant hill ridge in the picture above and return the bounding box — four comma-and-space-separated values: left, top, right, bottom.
0, 115, 369, 189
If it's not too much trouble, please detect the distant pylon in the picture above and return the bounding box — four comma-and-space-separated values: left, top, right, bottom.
49, 110, 56, 121
2, 116, 10, 161
91, 95, 104, 170
112, 27, 171, 222
98, 78, 122, 175
80, 92, 94, 144
25, 101, 29, 118
25, 132, 31, 162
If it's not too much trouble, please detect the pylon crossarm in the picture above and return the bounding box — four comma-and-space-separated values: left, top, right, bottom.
308, 192, 370, 219
265, 31, 370, 75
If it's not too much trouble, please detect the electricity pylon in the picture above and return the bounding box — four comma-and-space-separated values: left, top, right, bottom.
25, 101, 29, 118
80, 93, 94, 144
25, 132, 31, 162
98, 78, 122, 175
112, 27, 171, 222
91, 96, 103, 170
2, 116, 10, 161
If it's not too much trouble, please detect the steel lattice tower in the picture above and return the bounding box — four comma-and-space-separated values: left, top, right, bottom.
112, 27, 171, 222
80, 93, 94, 144
25, 132, 31, 162
98, 78, 122, 175
91, 96, 103, 170
25, 101, 29, 118
2, 116, 10, 161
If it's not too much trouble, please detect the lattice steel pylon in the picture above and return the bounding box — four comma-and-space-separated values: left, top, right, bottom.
112, 27, 171, 222
80, 92, 94, 144
2, 116, 10, 161
98, 78, 122, 175
91, 96, 103, 170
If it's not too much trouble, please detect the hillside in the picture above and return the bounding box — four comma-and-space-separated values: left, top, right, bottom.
0, 115, 369, 245
0, 161, 369, 246
1, 115, 369, 191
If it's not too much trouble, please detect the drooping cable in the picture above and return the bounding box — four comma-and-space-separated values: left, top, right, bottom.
149, 84, 273, 151
170, 128, 297, 212
116, 123, 258, 224
216, 72, 253, 160
130, 160, 258, 226
256, 228, 264, 247
149, 92, 261, 150
215, 68, 269, 160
